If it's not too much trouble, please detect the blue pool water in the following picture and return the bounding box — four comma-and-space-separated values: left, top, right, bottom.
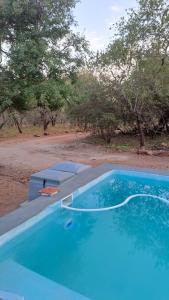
1, 170, 169, 299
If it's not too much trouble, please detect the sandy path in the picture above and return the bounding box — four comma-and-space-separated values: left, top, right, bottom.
0, 133, 129, 170
0, 132, 169, 216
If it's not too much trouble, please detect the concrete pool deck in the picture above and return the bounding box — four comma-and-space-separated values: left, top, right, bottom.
1, 163, 169, 236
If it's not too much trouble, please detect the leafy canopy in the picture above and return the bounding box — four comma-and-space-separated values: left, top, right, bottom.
0, 0, 88, 115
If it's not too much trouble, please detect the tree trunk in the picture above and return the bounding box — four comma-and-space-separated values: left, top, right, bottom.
106, 135, 111, 144
13, 116, 23, 134
136, 115, 145, 149
166, 122, 169, 134
0, 114, 8, 129
50, 113, 57, 127
43, 119, 50, 134
51, 118, 56, 127
39, 109, 50, 134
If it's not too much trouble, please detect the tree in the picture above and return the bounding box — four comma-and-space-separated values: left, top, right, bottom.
98, 0, 169, 148
69, 71, 120, 143
0, 0, 88, 132
36, 79, 72, 134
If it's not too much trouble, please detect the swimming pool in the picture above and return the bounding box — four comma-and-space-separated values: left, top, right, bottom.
1, 169, 169, 300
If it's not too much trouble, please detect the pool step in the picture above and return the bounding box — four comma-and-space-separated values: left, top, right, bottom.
0, 260, 91, 300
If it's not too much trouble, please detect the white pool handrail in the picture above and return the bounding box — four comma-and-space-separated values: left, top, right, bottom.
61, 194, 169, 212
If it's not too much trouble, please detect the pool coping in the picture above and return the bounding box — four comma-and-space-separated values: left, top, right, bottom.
1, 163, 169, 236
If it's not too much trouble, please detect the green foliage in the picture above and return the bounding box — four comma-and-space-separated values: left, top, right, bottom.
69, 0, 169, 148
70, 71, 101, 104
36, 80, 64, 110
0, 0, 88, 132
70, 72, 120, 143
95, 0, 169, 147
1, 0, 169, 148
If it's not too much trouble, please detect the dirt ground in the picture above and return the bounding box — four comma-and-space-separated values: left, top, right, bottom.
1, 132, 169, 217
